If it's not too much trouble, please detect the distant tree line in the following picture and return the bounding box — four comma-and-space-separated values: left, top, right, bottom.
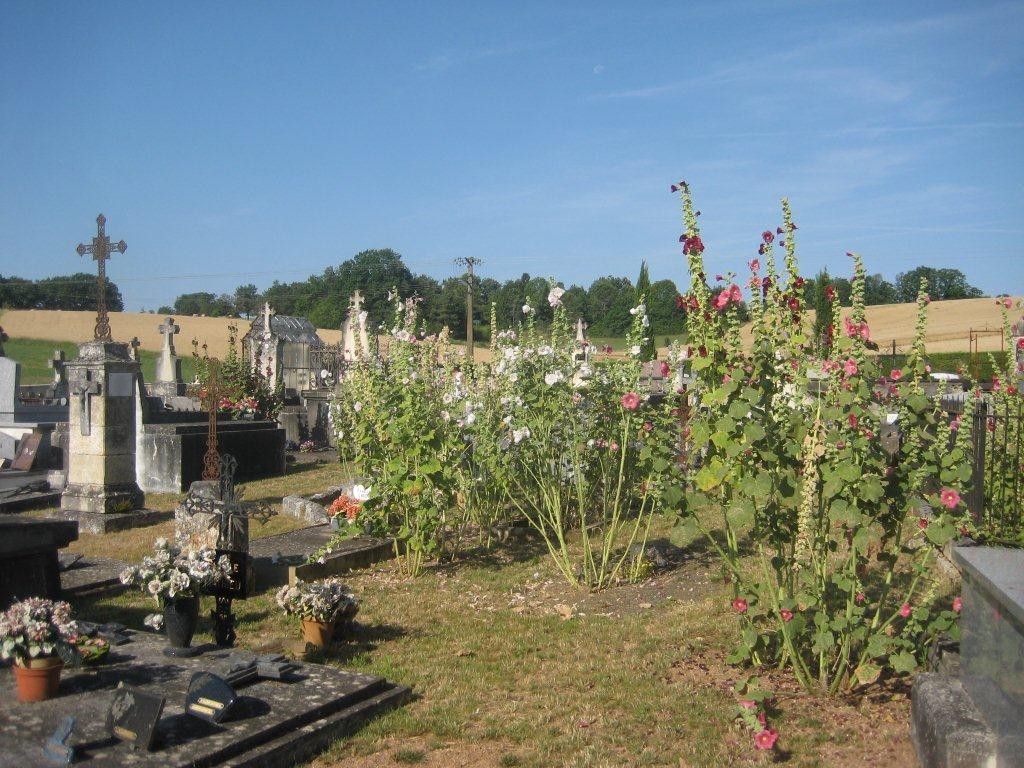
7, 253, 979, 342
0, 272, 124, 312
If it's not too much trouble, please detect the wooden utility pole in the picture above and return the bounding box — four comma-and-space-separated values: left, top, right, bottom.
455, 257, 483, 362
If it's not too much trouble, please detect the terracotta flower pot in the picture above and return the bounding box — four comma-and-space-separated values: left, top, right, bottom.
13, 656, 63, 702
301, 618, 334, 649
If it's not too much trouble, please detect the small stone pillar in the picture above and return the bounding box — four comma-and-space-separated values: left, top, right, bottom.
61, 340, 144, 518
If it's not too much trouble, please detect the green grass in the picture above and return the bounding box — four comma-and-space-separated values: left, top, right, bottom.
5, 337, 197, 385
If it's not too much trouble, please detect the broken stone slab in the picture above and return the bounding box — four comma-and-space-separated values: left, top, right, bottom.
280, 478, 371, 525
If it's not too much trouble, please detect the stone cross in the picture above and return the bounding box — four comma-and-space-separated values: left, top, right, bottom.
71, 370, 101, 436
76, 214, 127, 342
350, 290, 364, 315
261, 302, 275, 338
48, 349, 66, 386
129, 337, 141, 361
159, 317, 180, 356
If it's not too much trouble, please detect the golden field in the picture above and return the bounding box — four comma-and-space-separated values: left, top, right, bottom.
0, 309, 341, 359
0, 295, 1018, 362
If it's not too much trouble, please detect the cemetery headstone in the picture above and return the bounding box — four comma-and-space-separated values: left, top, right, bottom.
105, 685, 165, 751
0, 355, 20, 419
176, 453, 276, 646
0, 325, 7, 356
60, 339, 145, 520
152, 317, 184, 397
341, 290, 370, 362
129, 336, 141, 362
48, 349, 68, 402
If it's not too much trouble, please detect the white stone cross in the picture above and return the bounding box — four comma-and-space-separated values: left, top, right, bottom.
48, 349, 67, 385
159, 317, 180, 356
350, 290, 364, 315
261, 302, 276, 338
129, 336, 141, 361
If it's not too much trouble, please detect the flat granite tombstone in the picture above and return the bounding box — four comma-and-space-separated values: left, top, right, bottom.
0, 517, 78, 609
0, 630, 410, 767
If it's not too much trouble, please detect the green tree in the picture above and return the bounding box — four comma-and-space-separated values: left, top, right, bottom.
647, 278, 686, 336
233, 283, 259, 318
587, 276, 634, 336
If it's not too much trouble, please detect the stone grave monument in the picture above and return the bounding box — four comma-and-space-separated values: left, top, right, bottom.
60, 214, 149, 531
152, 316, 185, 398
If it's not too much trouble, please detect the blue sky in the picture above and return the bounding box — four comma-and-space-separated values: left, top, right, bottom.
1, 1, 1021, 311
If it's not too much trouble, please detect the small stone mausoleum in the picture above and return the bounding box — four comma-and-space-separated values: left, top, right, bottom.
242, 303, 324, 398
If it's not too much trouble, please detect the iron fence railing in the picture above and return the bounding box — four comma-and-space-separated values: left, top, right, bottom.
969, 397, 1024, 541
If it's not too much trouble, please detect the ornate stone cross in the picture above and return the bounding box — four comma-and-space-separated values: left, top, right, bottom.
129, 336, 141, 361
48, 349, 66, 385
76, 214, 127, 342
159, 317, 180, 355
71, 369, 101, 436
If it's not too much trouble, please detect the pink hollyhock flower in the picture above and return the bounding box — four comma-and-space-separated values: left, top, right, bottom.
659, 361, 670, 377
891, 369, 903, 381
762, 230, 774, 244
950, 417, 961, 432
940, 488, 961, 509
825, 285, 837, 301
723, 373, 732, 383
729, 284, 743, 302
683, 235, 705, 254
848, 413, 858, 428
953, 596, 962, 613
749, 259, 761, 272
757, 711, 767, 725
899, 603, 912, 618
754, 728, 779, 750
621, 392, 640, 411
918, 517, 929, 530
780, 609, 794, 622
1017, 337, 1024, 351
713, 291, 730, 310
999, 297, 1012, 309
855, 592, 866, 604
844, 359, 858, 377
843, 317, 857, 337
732, 598, 748, 613
787, 297, 800, 312
642, 421, 653, 432
609, 441, 619, 452
739, 699, 757, 710
715, 274, 724, 282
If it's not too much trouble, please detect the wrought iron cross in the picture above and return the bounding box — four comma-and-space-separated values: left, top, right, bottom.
193, 363, 228, 480
76, 214, 127, 341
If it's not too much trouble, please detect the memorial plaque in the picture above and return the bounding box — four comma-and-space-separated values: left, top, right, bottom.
107, 372, 134, 397
105, 686, 165, 751
42, 716, 75, 765
185, 671, 237, 724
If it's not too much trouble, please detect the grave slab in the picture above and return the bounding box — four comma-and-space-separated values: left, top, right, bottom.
0, 630, 410, 767
47, 507, 173, 534
248, 525, 393, 589
0, 516, 78, 608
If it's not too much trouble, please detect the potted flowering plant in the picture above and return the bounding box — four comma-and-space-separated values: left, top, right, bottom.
0, 597, 78, 701
120, 538, 233, 652
275, 578, 359, 648
326, 484, 371, 532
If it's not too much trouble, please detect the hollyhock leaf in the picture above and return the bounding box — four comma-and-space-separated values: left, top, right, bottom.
670, 517, 701, 546
855, 663, 882, 685
837, 463, 861, 482
889, 651, 918, 674
743, 422, 766, 442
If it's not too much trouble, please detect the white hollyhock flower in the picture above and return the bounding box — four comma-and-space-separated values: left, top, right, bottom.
548, 286, 565, 307
544, 371, 564, 386
522, 304, 534, 315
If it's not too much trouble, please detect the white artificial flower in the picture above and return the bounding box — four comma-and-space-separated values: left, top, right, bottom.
143, 613, 164, 631
513, 426, 531, 444
353, 401, 363, 412
544, 371, 564, 386
351, 484, 371, 501
548, 286, 565, 307
465, 412, 476, 425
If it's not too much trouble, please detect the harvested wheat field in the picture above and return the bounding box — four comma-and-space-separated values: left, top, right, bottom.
0, 309, 342, 359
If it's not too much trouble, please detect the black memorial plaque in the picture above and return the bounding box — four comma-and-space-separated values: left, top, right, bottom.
185, 671, 237, 724
105, 686, 165, 751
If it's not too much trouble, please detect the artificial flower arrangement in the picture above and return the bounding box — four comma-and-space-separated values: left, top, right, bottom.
275, 578, 359, 625
0, 597, 78, 666
120, 538, 233, 628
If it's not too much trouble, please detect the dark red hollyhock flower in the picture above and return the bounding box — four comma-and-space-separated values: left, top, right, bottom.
670, 180, 687, 193
679, 234, 686, 243
762, 277, 772, 288
825, 285, 837, 301
791, 312, 801, 323
776, 226, 784, 235
758, 243, 766, 255
686, 346, 694, 357
695, 210, 701, 216
789, 222, 798, 231
762, 230, 774, 244
684, 235, 705, 254
794, 276, 806, 288
676, 294, 686, 310
779, 240, 786, 247
788, 297, 800, 312
698, 345, 708, 357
